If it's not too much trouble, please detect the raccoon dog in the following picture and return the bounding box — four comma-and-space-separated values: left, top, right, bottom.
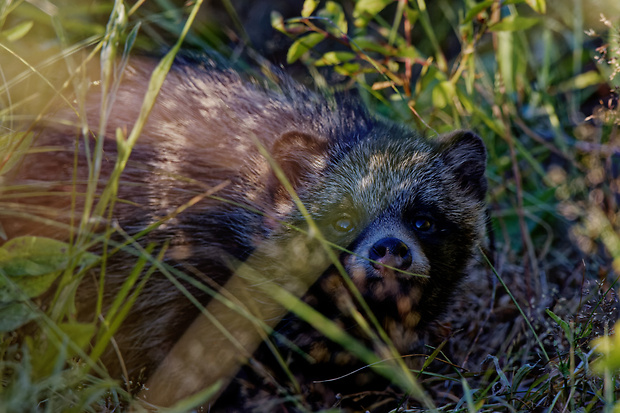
3, 57, 487, 410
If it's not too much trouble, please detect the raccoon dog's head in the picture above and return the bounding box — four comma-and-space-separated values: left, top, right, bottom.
270, 126, 487, 325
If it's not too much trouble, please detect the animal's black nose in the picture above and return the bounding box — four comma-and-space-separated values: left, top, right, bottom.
369, 237, 412, 271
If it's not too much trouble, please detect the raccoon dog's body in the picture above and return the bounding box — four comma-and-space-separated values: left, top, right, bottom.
3, 58, 487, 411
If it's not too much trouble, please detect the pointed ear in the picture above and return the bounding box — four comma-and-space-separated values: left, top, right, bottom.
268, 131, 329, 202
438, 130, 487, 201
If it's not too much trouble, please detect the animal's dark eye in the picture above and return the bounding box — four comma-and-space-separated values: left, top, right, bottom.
413, 217, 433, 232
332, 213, 355, 233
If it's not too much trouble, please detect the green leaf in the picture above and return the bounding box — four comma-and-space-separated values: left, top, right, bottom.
318, 1, 347, 35
0, 272, 59, 303
406, 7, 419, 26
545, 309, 573, 343
0, 236, 99, 331
353, 0, 393, 28
496, 30, 515, 94
395, 45, 418, 59
314, 51, 356, 66
0, 237, 71, 277
0, 236, 98, 278
0, 236, 98, 308
301, 0, 320, 17
0, 21, 34, 42
555, 70, 605, 93
351, 36, 391, 55
30, 322, 97, 379
0, 301, 38, 332
61, 322, 97, 351
271, 11, 285, 33
526, 0, 546, 14
592, 321, 620, 374
464, 0, 494, 23
489, 16, 540, 32
431, 80, 456, 109
334, 62, 361, 76
287, 32, 325, 63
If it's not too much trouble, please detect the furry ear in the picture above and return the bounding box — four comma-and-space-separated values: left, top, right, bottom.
438, 130, 487, 201
268, 131, 329, 202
